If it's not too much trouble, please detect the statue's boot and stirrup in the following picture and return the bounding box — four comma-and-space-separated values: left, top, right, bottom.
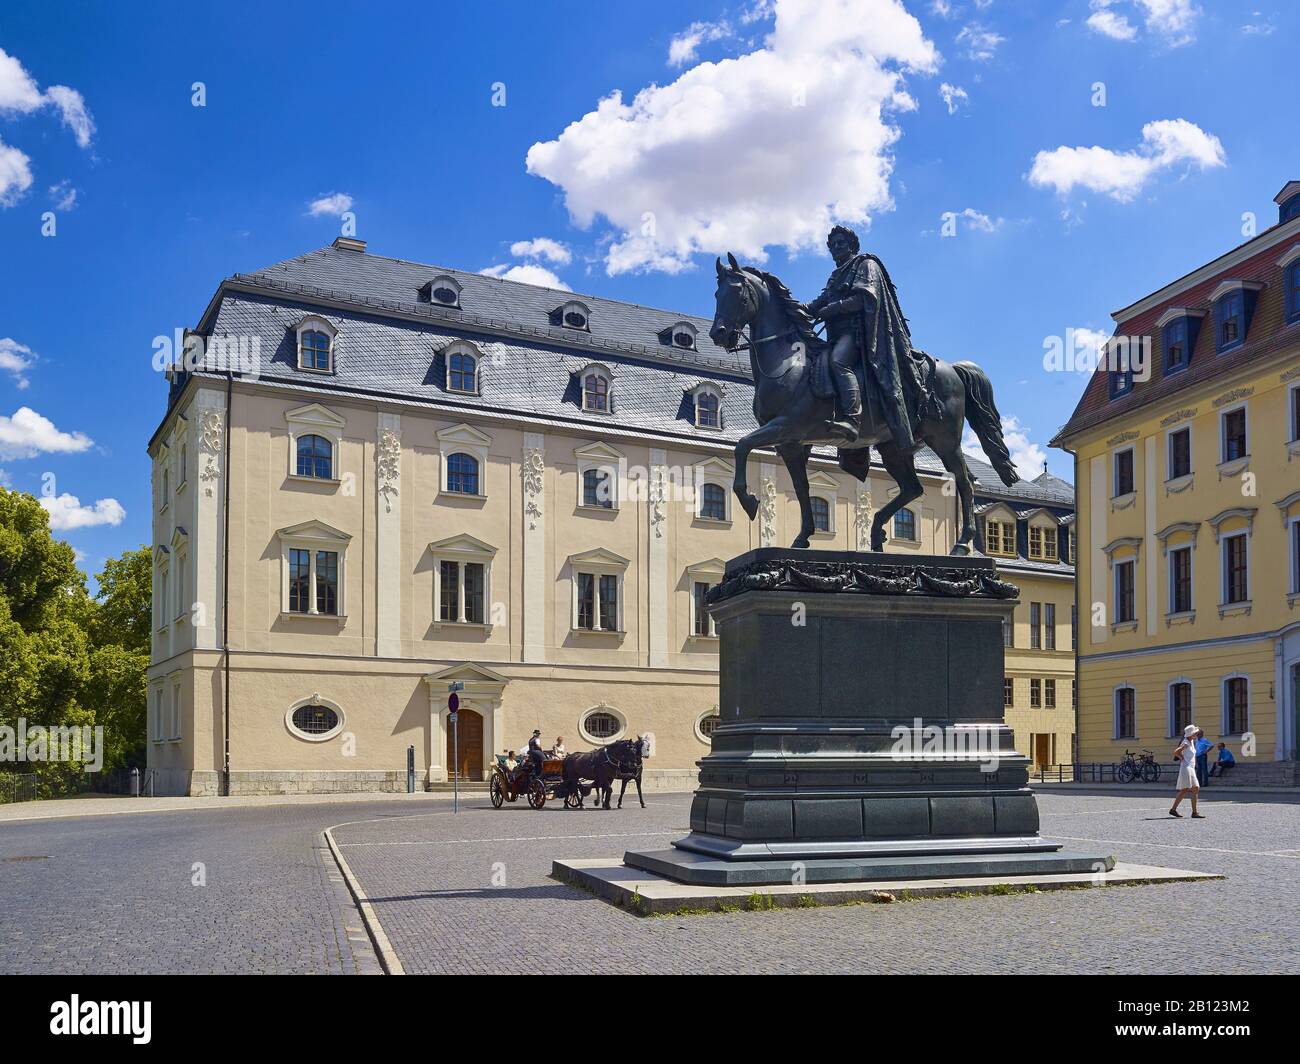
829, 361, 861, 442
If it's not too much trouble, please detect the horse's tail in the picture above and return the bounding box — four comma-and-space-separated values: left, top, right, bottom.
953, 361, 1019, 487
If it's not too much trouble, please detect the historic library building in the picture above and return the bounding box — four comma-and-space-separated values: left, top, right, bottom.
147, 238, 1065, 795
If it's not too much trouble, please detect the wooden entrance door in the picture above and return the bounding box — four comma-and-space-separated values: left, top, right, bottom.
1033, 734, 1052, 771
448, 708, 484, 780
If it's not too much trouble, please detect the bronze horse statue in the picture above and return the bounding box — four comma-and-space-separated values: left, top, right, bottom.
708, 253, 1019, 553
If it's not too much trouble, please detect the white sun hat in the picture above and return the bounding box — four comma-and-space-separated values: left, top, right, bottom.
1183, 724, 1198, 738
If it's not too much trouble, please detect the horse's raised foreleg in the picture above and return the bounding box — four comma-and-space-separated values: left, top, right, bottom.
732, 419, 791, 521
778, 443, 816, 549
870, 441, 925, 551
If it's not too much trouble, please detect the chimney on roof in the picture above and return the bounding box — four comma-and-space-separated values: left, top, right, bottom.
332, 236, 366, 253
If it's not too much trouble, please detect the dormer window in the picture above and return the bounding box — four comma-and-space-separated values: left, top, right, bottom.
443, 342, 481, 395
690, 383, 723, 429
1277, 245, 1300, 325
1276, 181, 1300, 224
660, 321, 698, 350
294, 316, 337, 374
1210, 280, 1263, 354
553, 300, 591, 331
1156, 308, 1204, 375
425, 275, 462, 308
580, 364, 612, 413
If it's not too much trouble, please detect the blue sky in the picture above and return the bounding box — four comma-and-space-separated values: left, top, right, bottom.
1, 0, 1296, 583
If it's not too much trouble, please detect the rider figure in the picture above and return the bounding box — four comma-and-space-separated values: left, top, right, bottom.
526, 729, 545, 781
804, 225, 921, 450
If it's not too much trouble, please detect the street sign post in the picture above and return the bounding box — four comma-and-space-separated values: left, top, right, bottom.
448, 690, 461, 812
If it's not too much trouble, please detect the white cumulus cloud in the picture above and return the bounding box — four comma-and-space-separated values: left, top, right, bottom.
509, 237, 572, 265
0, 407, 93, 460
40, 493, 126, 531
1028, 118, 1224, 203
525, 0, 938, 275
307, 192, 354, 217
0, 48, 95, 147
669, 20, 733, 66
1087, 1, 1199, 47
0, 136, 33, 208
1086, 9, 1137, 39
963, 415, 1049, 482
955, 24, 1004, 61
0, 338, 35, 389
479, 263, 571, 290
939, 82, 968, 114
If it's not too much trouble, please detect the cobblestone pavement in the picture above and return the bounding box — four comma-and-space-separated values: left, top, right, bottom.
330, 790, 1300, 975
0, 803, 387, 974
2, 790, 1296, 973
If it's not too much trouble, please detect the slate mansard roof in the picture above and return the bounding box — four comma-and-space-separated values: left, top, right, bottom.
167, 243, 950, 474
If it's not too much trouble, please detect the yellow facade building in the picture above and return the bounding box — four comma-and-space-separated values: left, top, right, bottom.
1052, 182, 1300, 784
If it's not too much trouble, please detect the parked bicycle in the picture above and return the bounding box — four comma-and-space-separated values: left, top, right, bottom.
1117, 748, 1161, 784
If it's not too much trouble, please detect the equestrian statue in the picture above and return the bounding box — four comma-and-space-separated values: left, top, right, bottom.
708, 224, 1020, 554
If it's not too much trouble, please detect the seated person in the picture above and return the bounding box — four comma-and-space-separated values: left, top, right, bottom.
550, 736, 567, 760
1209, 743, 1236, 777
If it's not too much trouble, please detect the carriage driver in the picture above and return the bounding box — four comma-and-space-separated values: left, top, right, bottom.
526, 730, 545, 781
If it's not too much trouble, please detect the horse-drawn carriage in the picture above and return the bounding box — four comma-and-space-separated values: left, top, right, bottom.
489, 738, 647, 811
489, 754, 583, 809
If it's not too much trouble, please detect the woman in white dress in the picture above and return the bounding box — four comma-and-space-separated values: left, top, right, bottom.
1170, 724, 1204, 819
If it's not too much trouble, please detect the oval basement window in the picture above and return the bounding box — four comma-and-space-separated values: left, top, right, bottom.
288, 703, 342, 741
696, 713, 721, 743
582, 710, 621, 740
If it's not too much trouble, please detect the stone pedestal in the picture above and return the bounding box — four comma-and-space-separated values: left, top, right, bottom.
625, 548, 1111, 886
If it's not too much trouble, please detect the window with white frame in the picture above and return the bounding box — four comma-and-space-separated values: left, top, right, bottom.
569, 549, 629, 633
557, 300, 592, 331
1114, 558, 1136, 624
575, 441, 623, 511
1167, 426, 1192, 480
1220, 405, 1248, 464
150, 684, 164, 742
154, 547, 170, 631
692, 457, 733, 522
436, 423, 491, 498
580, 365, 612, 412
983, 510, 1016, 557
1168, 544, 1193, 614
1291, 516, 1300, 596
286, 696, 346, 741
430, 535, 496, 627
1114, 685, 1136, 739
690, 383, 722, 429
1168, 680, 1193, 738
1113, 446, 1135, 497
285, 403, 344, 482
807, 472, 839, 535
169, 677, 182, 741
427, 275, 462, 308
444, 341, 481, 394
1221, 531, 1248, 605
811, 496, 831, 533
686, 559, 725, 639
295, 315, 337, 373
277, 520, 350, 618
892, 508, 917, 541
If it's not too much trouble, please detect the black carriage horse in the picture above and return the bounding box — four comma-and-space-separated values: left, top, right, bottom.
560, 739, 644, 810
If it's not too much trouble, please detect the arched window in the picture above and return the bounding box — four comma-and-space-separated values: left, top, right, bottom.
811, 496, 831, 533
696, 390, 721, 428
446, 453, 480, 495
582, 467, 613, 509
447, 351, 477, 394
300, 330, 332, 372
1223, 676, 1249, 736
893, 508, 917, 541
583, 372, 609, 412
296, 434, 333, 479
700, 482, 727, 521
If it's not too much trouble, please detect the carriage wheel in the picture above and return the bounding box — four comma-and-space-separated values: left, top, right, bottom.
489, 775, 505, 808
527, 779, 547, 809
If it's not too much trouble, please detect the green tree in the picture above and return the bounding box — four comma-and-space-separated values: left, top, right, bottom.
84, 546, 152, 769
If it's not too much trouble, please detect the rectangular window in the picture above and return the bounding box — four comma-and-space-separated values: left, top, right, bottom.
1221, 408, 1247, 462
1068, 529, 1076, 565
1029, 602, 1041, 649
577, 573, 595, 630
170, 684, 182, 740
1294, 521, 1300, 595
1030, 678, 1041, 708
439, 560, 459, 622
599, 574, 619, 631
1217, 292, 1243, 350
1115, 688, 1136, 739
1042, 529, 1058, 562
1072, 679, 1077, 710
1070, 604, 1077, 650
1044, 678, 1056, 709
1170, 682, 1192, 737
1003, 678, 1013, 707
463, 562, 485, 625
1224, 677, 1249, 735
1169, 546, 1193, 614
1163, 318, 1188, 371
1002, 616, 1013, 648
1292, 385, 1300, 443
1044, 603, 1056, 650
1168, 427, 1191, 479
1223, 534, 1248, 604
1028, 526, 1043, 559
1113, 448, 1135, 496
288, 548, 310, 613
693, 581, 715, 637
1115, 560, 1136, 623
315, 551, 339, 616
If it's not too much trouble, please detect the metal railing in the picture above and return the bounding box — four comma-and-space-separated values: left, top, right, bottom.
0, 768, 154, 805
